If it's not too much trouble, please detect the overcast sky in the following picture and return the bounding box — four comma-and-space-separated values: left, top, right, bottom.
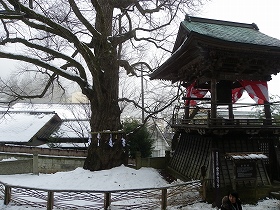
199, 0, 280, 95
1, 1, 280, 94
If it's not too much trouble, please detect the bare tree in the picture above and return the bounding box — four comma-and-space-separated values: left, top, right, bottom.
0, 0, 205, 171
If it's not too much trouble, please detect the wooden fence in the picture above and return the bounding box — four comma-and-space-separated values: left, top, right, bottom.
0, 145, 87, 157
0, 180, 201, 210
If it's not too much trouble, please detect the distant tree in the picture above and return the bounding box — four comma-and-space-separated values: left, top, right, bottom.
0, 0, 205, 171
123, 119, 154, 158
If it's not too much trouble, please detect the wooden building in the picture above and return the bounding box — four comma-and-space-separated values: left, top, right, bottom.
150, 15, 280, 204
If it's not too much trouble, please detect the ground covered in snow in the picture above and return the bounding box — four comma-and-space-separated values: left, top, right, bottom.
0, 165, 279, 209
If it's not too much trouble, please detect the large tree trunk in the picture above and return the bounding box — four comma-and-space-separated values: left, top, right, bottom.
83, 131, 128, 171
83, 43, 128, 170
83, 0, 128, 171
83, 61, 129, 170
83, 88, 128, 171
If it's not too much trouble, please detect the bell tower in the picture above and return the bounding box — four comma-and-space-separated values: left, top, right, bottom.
150, 15, 280, 204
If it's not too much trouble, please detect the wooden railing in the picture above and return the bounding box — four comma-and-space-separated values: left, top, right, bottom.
0, 180, 201, 210
176, 118, 280, 128
171, 104, 280, 129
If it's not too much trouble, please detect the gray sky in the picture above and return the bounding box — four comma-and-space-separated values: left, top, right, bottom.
0, 0, 280, 94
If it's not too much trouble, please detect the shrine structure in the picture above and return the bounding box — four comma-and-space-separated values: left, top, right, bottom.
150, 15, 280, 204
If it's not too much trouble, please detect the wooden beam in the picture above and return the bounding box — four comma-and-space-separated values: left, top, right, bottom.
210, 79, 217, 119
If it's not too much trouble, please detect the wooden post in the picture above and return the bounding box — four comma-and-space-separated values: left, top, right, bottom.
4, 186, 11, 205
201, 165, 207, 200
184, 100, 190, 119
135, 151, 141, 170
47, 191, 54, 210
232, 161, 236, 191
228, 103, 234, 120
104, 192, 111, 209
161, 188, 167, 210
264, 101, 272, 125
33, 152, 39, 175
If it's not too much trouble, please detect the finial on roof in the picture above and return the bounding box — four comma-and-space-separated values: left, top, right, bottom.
185, 14, 191, 22
252, 23, 259, 30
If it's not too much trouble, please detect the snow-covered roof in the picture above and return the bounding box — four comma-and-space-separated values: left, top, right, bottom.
0, 111, 58, 143
0, 103, 91, 144
10, 103, 90, 120
38, 142, 89, 149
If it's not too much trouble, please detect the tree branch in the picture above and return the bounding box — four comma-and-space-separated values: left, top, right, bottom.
68, 0, 101, 38
0, 37, 88, 80
0, 72, 57, 103
0, 51, 89, 89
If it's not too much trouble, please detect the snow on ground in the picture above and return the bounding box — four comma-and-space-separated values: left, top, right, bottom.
0, 157, 17, 162
0, 165, 279, 209
0, 165, 168, 191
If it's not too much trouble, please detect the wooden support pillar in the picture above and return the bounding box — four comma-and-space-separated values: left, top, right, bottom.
161, 188, 167, 210
47, 191, 54, 210
210, 79, 217, 119
104, 192, 111, 209
4, 186, 11, 205
264, 101, 272, 125
228, 103, 234, 120
184, 100, 190, 119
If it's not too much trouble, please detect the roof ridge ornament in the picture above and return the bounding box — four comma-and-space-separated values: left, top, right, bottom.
252, 22, 259, 30
185, 14, 191, 22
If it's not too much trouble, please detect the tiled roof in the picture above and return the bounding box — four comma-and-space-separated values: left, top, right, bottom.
181, 15, 280, 48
